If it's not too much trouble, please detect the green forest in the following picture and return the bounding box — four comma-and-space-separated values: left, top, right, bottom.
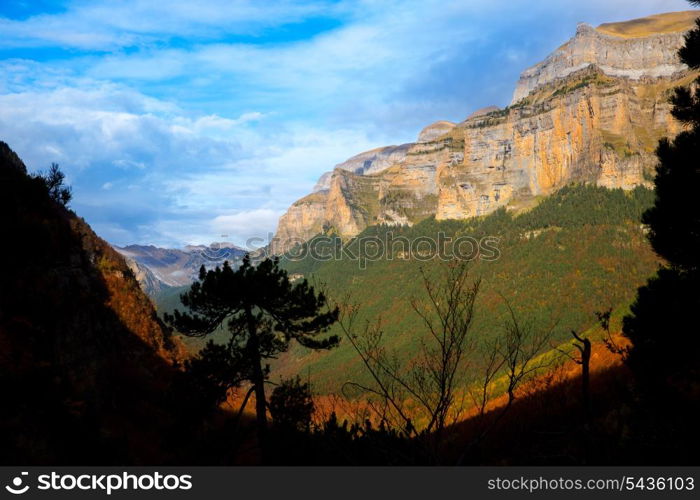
165, 185, 658, 394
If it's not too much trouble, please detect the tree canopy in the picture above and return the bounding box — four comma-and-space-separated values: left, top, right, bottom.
165, 256, 339, 456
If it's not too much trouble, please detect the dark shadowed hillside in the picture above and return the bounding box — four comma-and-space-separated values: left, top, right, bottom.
0, 142, 189, 464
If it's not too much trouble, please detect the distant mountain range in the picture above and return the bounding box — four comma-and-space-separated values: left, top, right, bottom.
115, 243, 247, 295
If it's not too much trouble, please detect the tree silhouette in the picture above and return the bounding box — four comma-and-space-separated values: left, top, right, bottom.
174, 339, 252, 417
269, 376, 315, 432
570, 331, 592, 422
37, 163, 72, 206
165, 256, 339, 456
339, 262, 481, 445
623, 6, 700, 384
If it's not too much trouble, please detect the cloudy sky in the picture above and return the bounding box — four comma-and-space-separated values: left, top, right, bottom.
0, 0, 691, 247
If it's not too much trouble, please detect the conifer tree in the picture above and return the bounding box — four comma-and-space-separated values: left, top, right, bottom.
165, 256, 339, 454
623, 6, 700, 382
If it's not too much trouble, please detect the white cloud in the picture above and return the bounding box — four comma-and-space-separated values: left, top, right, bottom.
212, 209, 284, 245
0, 0, 342, 50
0, 83, 246, 170
1, 0, 694, 247
0, 78, 384, 247
72, 0, 695, 131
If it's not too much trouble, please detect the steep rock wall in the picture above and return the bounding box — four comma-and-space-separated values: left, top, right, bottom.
273, 11, 697, 253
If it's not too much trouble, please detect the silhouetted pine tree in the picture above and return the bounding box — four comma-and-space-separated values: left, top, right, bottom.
623, 7, 700, 384
165, 256, 338, 457
37, 163, 72, 206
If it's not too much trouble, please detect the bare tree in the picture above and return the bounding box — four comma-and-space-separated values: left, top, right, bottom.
339, 261, 480, 445
596, 308, 629, 359
499, 299, 556, 411
410, 262, 481, 439
556, 330, 592, 419
467, 298, 556, 447
471, 337, 504, 419
339, 312, 415, 435
340, 263, 556, 464
552, 328, 593, 463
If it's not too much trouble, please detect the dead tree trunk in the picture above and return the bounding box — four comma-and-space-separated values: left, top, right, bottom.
571, 330, 592, 464
571, 330, 592, 421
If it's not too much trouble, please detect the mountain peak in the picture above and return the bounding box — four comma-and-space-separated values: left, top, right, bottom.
511, 11, 697, 104
417, 121, 457, 143
272, 11, 696, 254
0, 141, 28, 174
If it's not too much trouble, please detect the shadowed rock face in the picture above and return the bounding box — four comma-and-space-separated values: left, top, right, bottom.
272, 11, 698, 254
122, 255, 170, 297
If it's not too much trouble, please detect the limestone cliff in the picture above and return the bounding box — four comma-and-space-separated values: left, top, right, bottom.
511, 11, 698, 104
312, 144, 412, 192
437, 66, 690, 219
273, 11, 698, 253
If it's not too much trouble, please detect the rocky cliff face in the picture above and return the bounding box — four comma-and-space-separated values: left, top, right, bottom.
272, 11, 698, 253
115, 243, 247, 290
511, 11, 698, 104
123, 254, 170, 298
437, 66, 689, 219
312, 144, 413, 192
272, 140, 447, 252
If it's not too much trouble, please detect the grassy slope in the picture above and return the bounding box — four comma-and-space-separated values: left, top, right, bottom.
277, 185, 659, 394
596, 10, 698, 38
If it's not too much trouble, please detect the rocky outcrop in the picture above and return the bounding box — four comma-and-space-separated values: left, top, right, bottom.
123, 255, 170, 297
437, 66, 688, 218
313, 144, 412, 192
418, 121, 457, 143
272, 138, 450, 252
272, 191, 330, 251
273, 11, 698, 253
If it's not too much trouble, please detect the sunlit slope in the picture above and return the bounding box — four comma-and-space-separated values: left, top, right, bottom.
277, 185, 659, 393
596, 11, 699, 38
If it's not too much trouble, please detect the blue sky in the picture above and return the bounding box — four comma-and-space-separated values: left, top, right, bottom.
0, 0, 691, 247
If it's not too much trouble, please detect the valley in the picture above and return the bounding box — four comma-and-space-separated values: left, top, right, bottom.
2, 7, 699, 467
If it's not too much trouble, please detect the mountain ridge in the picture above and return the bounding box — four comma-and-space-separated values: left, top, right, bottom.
271, 11, 698, 255
596, 10, 699, 38
114, 242, 247, 292
512, 11, 698, 103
